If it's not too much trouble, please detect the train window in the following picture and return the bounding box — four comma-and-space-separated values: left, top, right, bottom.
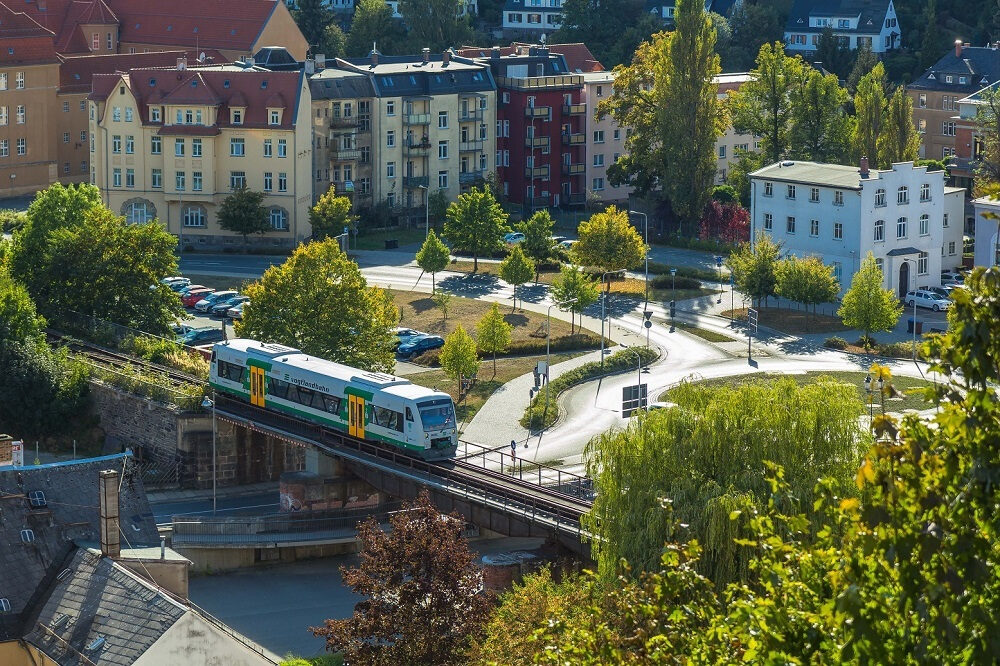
322, 395, 341, 414
217, 360, 245, 383
405, 407, 414, 422
371, 405, 403, 432
296, 386, 314, 407
268, 378, 289, 399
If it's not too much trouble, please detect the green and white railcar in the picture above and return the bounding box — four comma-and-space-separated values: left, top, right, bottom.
209, 339, 458, 459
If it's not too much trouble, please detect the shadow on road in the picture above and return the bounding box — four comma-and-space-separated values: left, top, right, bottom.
439, 272, 501, 298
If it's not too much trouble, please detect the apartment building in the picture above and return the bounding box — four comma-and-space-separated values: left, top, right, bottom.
972, 195, 1000, 268
501, 0, 565, 36
784, 0, 900, 54
644, 0, 739, 25
750, 159, 965, 297
714, 72, 755, 185
89, 62, 313, 248
581, 70, 629, 206
0, 3, 61, 197
310, 49, 496, 225
907, 41, 1000, 188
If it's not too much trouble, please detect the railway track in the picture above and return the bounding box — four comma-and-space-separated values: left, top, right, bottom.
46, 330, 206, 387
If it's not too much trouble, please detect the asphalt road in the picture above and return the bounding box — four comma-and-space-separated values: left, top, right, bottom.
151, 491, 279, 524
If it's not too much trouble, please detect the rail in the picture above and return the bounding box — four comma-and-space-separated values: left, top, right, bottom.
455, 441, 591, 500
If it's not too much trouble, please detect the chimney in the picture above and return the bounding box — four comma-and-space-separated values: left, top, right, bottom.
422, 47, 430, 64
176, 56, 187, 71
860, 156, 870, 178
442, 49, 451, 65
305, 58, 315, 74
316, 53, 326, 69
370, 49, 379, 67
99, 469, 120, 559
491, 46, 501, 60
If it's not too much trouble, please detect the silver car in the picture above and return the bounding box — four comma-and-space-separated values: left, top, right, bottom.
904, 289, 951, 312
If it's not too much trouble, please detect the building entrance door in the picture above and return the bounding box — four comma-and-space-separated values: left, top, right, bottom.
898, 261, 909, 299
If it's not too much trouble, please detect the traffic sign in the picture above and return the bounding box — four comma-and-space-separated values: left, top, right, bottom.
747, 308, 759, 333
644, 319, 652, 328
622, 384, 648, 417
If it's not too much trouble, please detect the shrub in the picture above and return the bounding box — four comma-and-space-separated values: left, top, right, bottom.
645, 262, 719, 282
877, 341, 927, 360
823, 336, 849, 350
0, 209, 27, 233
410, 348, 441, 367
855, 335, 877, 349
650, 274, 702, 290
409, 334, 603, 367
121, 335, 209, 379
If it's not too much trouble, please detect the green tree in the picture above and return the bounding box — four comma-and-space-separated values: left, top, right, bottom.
846, 41, 878, 94
517, 210, 555, 282
345, 0, 402, 56
476, 302, 512, 376
550, 264, 599, 333
439, 324, 479, 390
599, 0, 724, 233
852, 62, 888, 166
0, 268, 45, 343
292, 0, 333, 48
428, 189, 449, 227
729, 42, 805, 165
552, 0, 658, 69
320, 22, 346, 58
432, 291, 451, 324
775, 255, 840, 318
311, 490, 488, 666
0, 341, 90, 439
789, 68, 853, 163
918, 0, 944, 71
728, 232, 780, 307
238, 239, 398, 372
397, 0, 471, 51
217, 187, 270, 251
837, 252, 902, 347
975, 86, 1000, 185
725, 149, 766, 207
442, 186, 509, 271
572, 206, 646, 289
39, 207, 181, 334
879, 86, 921, 167
499, 245, 535, 312
815, 26, 852, 77
415, 229, 450, 294
309, 185, 357, 239
584, 375, 866, 585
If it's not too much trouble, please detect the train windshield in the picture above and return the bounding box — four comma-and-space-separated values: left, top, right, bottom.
417, 399, 455, 431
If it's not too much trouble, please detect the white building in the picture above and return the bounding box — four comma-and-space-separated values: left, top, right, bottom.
784, 0, 900, 55
750, 159, 965, 297
501, 0, 564, 35
973, 196, 1000, 268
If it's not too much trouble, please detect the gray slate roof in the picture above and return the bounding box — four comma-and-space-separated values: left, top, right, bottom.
908, 46, 1000, 93
750, 160, 867, 190
314, 54, 496, 99
785, 0, 891, 35
309, 68, 376, 100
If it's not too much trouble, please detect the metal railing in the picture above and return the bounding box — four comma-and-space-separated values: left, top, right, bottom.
403, 113, 430, 125
455, 440, 592, 500
561, 163, 585, 176
403, 175, 429, 188
524, 106, 551, 118
524, 166, 550, 179
525, 136, 550, 149
329, 115, 358, 129
562, 132, 585, 145
459, 170, 484, 184
562, 103, 587, 115
329, 147, 361, 160
497, 74, 584, 91
459, 140, 484, 152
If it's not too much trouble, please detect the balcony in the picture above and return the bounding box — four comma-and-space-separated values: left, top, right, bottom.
459, 170, 484, 185
526, 195, 550, 209
459, 140, 484, 152
524, 136, 550, 150
329, 115, 358, 129
561, 163, 585, 176
330, 180, 356, 195
403, 113, 430, 125
562, 132, 585, 145
524, 166, 550, 179
524, 106, 551, 118
330, 147, 361, 161
562, 103, 587, 115
403, 175, 429, 189
563, 192, 586, 206
404, 139, 431, 156
459, 110, 484, 122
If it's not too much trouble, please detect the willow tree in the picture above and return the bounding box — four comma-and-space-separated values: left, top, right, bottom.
583, 376, 867, 586
598, 0, 724, 234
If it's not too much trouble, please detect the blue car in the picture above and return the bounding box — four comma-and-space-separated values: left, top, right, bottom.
393, 327, 424, 350
397, 335, 444, 358
178, 327, 225, 346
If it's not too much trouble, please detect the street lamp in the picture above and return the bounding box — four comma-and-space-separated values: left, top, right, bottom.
864, 373, 874, 434
903, 258, 918, 362
200, 393, 217, 515
544, 298, 577, 425
599, 270, 622, 370
629, 210, 649, 308
715, 255, 724, 304
417, 184, 430, 237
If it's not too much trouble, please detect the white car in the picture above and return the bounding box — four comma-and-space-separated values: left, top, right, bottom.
940, 271, 964, 285
504, 232, 525, 245
904, 289, 951, 312
558, 239, 577, 249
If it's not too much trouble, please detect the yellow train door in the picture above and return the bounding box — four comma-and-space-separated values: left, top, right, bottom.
249, 366, 266, 407
348, 395, 366, 439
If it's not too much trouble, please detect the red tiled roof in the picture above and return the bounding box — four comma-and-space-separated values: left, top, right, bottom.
456, 42, 605, 73
109, 0, 281, 51
58, 49, 227, 92
0, 2, 59, 65
91, 67, 303, 131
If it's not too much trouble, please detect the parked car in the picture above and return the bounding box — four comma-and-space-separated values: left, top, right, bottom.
194, 290, 238, 312
940, 271, 964, 285
226, 301, 247, 320
168, 279, 192, 292
161, 276, 190, 288
211, 294, 249, 316
177, 326, 225, 346
504, 232, 525, 245
393, 327, 424, 350
181, 288, 214, 308
558, 239, 577, 250
905, 289, 951, 312
918, 286, 951, 300
397, 334, 445, 358
177, 284, 206, 297
171, 322, 194, 337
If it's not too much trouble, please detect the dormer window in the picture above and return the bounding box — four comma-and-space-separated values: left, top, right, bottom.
232, 109, 243, 125
269, 109, 280, 125
151, 107, 161, 122
945, 75, 953, 83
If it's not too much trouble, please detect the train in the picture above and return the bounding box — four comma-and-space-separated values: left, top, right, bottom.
208, 339, 458, 460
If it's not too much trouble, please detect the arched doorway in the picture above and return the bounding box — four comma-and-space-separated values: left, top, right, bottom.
898, 261, 909, 299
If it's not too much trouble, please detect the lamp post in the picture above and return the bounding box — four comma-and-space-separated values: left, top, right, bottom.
715, 255, 724, 304
544, 298, 577, 425
417, 184, 430, 237
864, 373, 874, 434
629, 210, 649, 308
200, 393, 217, 515
599, 270, 621, 370
903, 258, 918, 362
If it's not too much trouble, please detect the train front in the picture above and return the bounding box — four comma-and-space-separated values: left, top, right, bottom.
415, 395, 459, 459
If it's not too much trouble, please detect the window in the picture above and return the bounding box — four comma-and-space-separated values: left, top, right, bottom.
28, 490, 46, 507
125, 168, 134, 188
786, 216, 796, 233
192, 138, 202, 157
175, 172, 185, 191
15, 72, 24, 89
875, 188, 886, 206
230, 171, 246, 190
192, 171, 202, 191
16, 138, 25, 155
175, 139, 185, 157
0, 140, 6, 157
112, 135, 121, 153
232, 108, 243, 124
151, 169, 162, 188
80, 130, 87, 142
16, 105, 25, 124
263, 139, 272, 158
21, 529, 34, 544
90, 136, 95, 152
125, 107, 133, 122
386, 101, 395, 116
832, 261, 842, 283
918, 251, 928, 275
63, 101, 69, 113
874, 219, 884, 241
787, 185, 796, 199
270, 208, 288, 230
763, 213, 773, 230
0, 74, 5, 90
63, 132, 70, 144
230, 137, 245, 156
917, 213, 929, 236
0, 106, 6, 125
438, 111, 448, 128
943, 213, 950, 228
613, 128, 621, 140
371, 404, 404, 432
593, 130, 604, 143
438, 170, 448, 188
63, 162, 70, 174
125, 135, 134, 154
151, 107, 161, 122
919, 183, 931, 202
896, 216, 907, 238
151, 136, 161, 154
875, 257, 884, 276
387, 162, 395, 178
112, 106, 121, 122
277, 139, 287, 157
593, 154, 604, 167
810, 187, 820, 202
834, 190, 843, 206
592, 177, 604, 191
278, 172, 287, 192
269, 110, 280, 125
833, 222, 843, 239
263, 172, 272, 191
438, 141, 448, 159
718, 145, 726, 159
183, 206, 205, 227
949, 241, 957, 255
764, 181, 773, 197
112, 168, 122, 187
810, 219, 819, 236
386, 130, 395, 147
81, 160, 87, 173
897, 186, 908, 204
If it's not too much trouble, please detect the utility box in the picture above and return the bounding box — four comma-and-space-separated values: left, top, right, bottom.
907, 318, 923, 334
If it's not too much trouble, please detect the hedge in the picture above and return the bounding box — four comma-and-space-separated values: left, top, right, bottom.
645, 262, 720, 283
408, 333, 605, 367
650, 274, 702, 290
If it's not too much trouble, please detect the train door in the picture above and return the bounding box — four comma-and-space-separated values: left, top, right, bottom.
249, 366, 267, 407
348, 395, 366, 439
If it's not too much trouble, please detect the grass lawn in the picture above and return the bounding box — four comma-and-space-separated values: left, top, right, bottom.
723, 306, 850, 335
672, 320, 738, 343
351, 227, 431, 250
661, 371, 937, 413
408, 352, 583, 427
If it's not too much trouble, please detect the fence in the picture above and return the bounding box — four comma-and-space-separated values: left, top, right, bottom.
456, 440, 593, 501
